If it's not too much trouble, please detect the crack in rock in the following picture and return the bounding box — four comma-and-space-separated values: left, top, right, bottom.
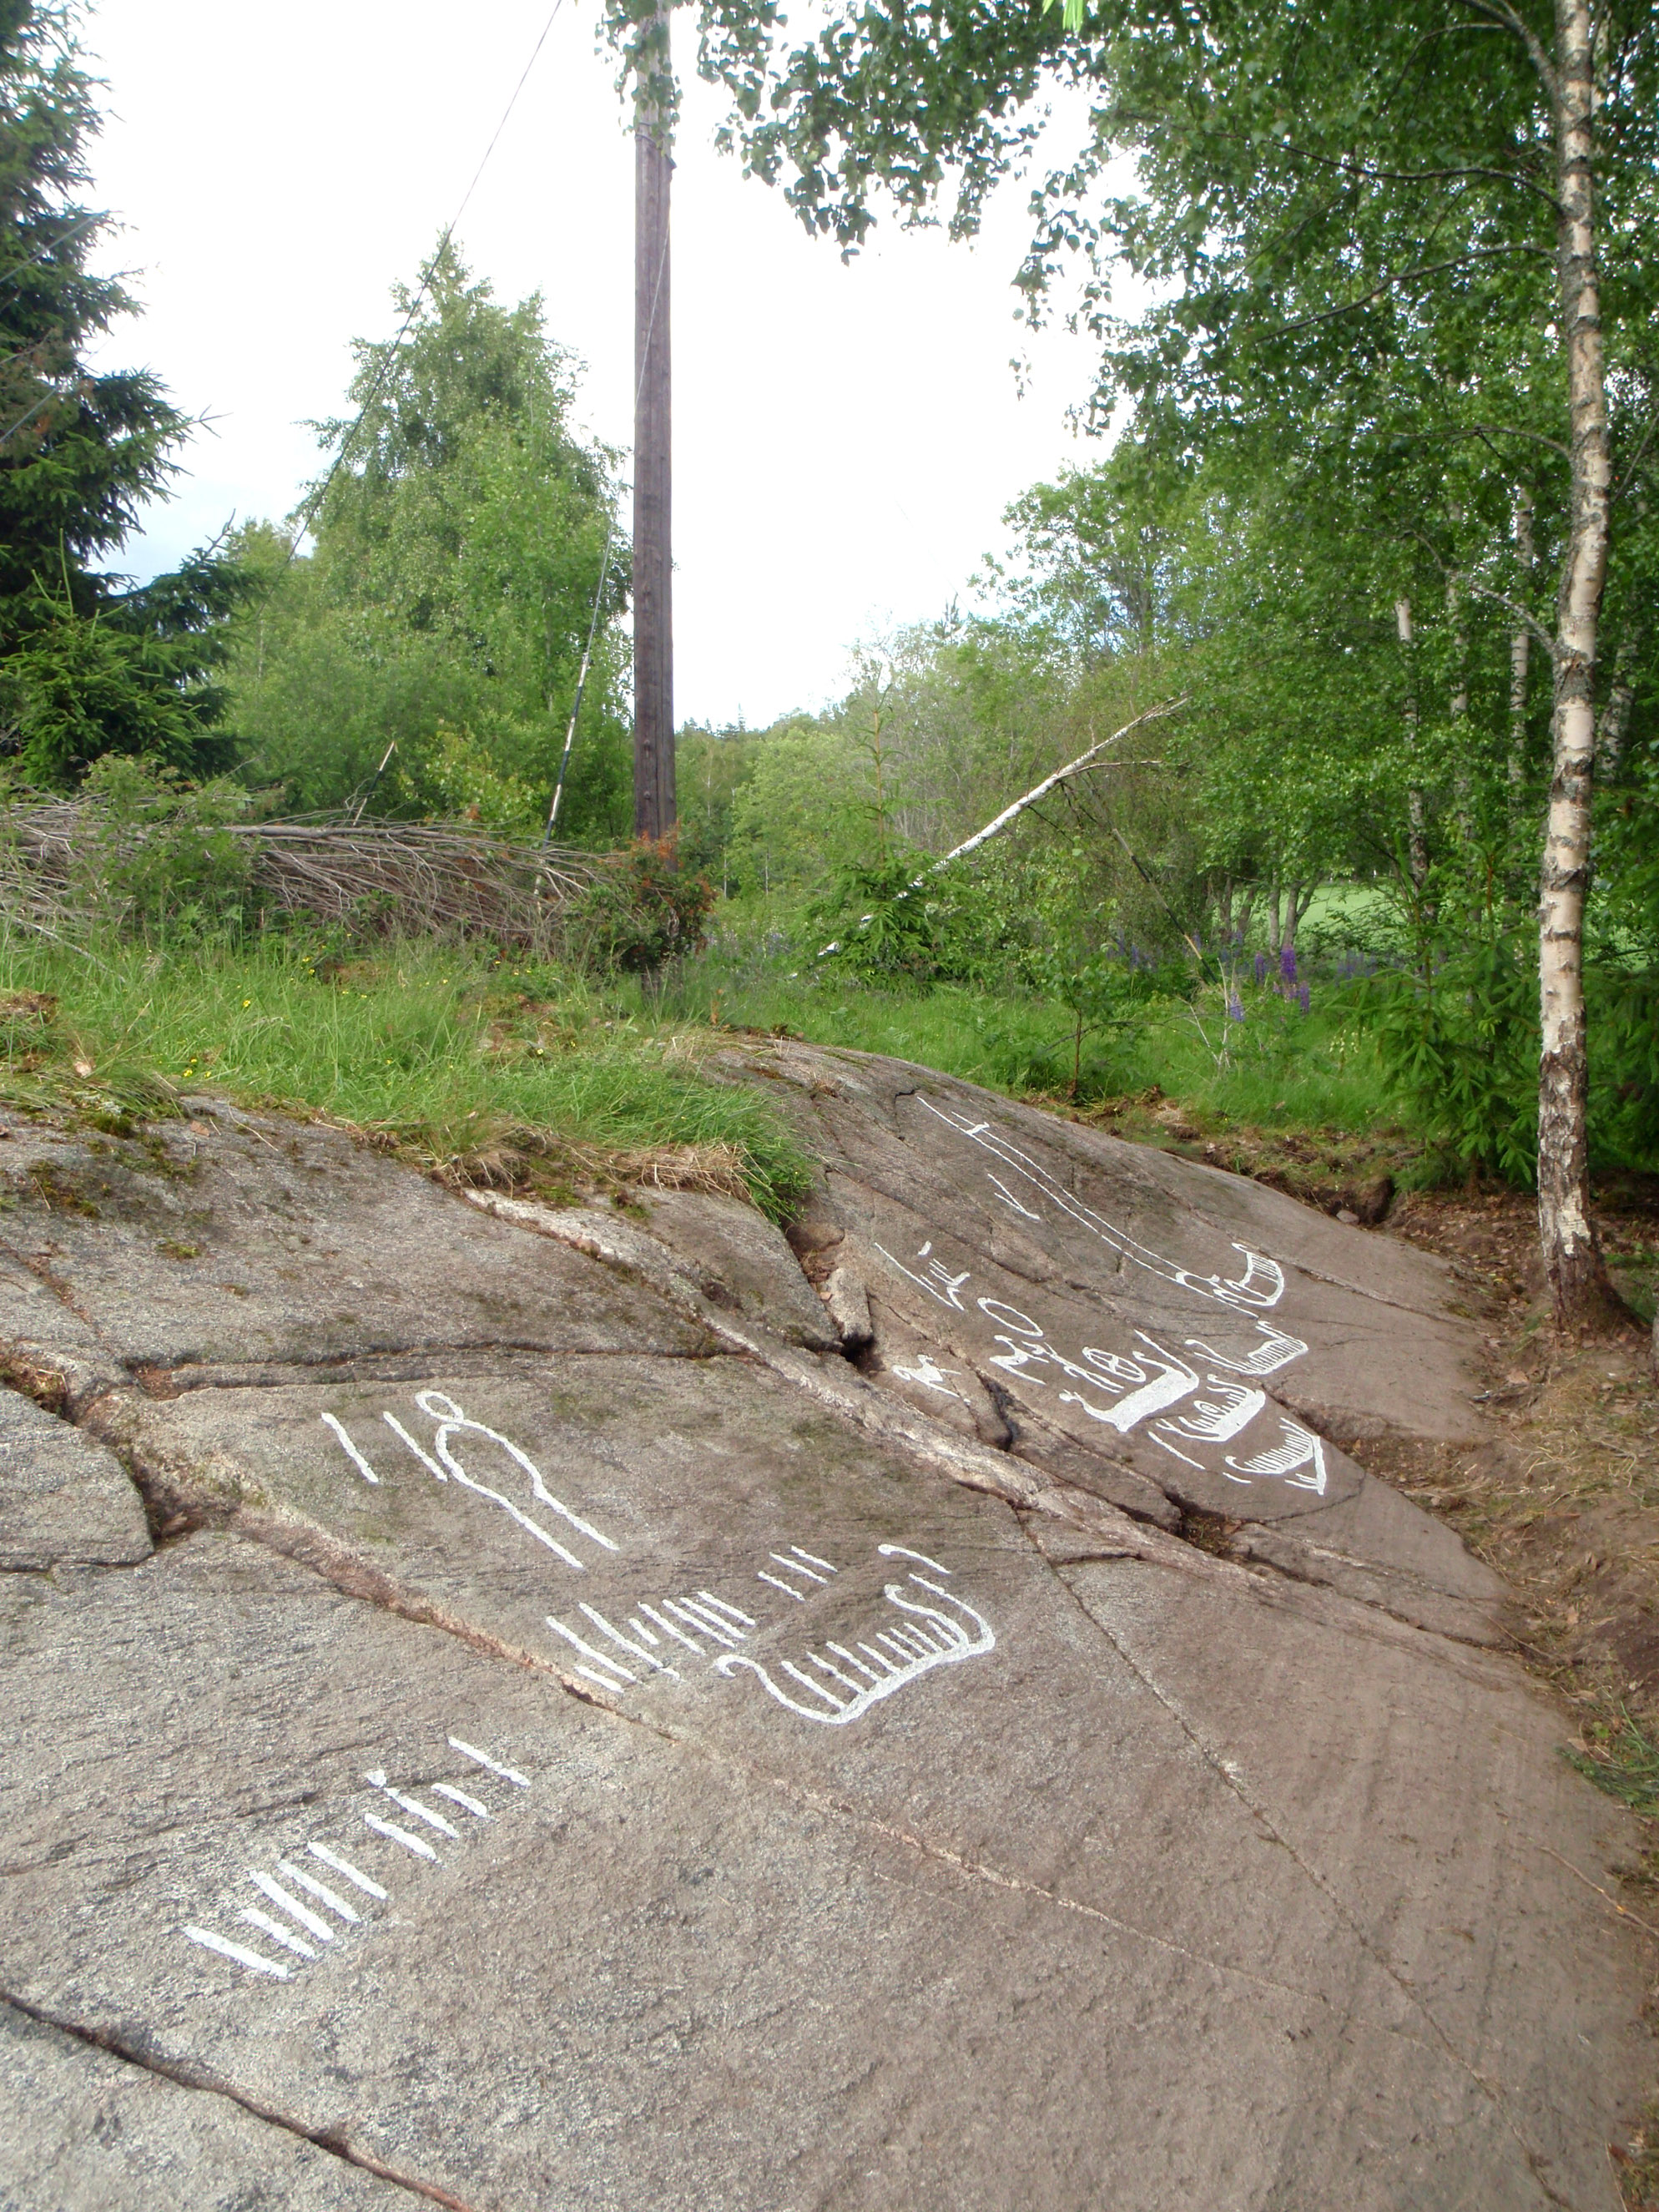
0, 1991, 481, 2210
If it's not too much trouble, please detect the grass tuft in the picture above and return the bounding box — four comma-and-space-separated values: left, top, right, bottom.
0, 932, 814, 1223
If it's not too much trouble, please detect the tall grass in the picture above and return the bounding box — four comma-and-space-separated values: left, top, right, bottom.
653, 957, 1394, 1135
0, 930, 813, 1221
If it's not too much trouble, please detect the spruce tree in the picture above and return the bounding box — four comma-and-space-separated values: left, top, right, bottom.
0, 0, 247, 786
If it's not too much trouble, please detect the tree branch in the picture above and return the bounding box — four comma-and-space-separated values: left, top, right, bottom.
1268, 245, 1552, 338
1465, 578, 1560, 659
1460, 0, 1561, 102
936, 700, 1188, 866
1270, 138, 1560, 211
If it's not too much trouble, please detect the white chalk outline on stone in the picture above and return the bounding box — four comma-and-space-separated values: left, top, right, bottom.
319, 1412, 379, 1484
365, 1811, 440, 1862
431, 1783, 492, 1821
322, 1397, 621, 1573
248, 1871, 334, 1943
278, 1859, 361, 1923
365, 1770, 460, 1839
309, 1840, 389, 1896
184, 1925, 289, 1978
240, 1905, 315, 1958
1225, 1418, 1329, 1496
447, 1736, 530, 1789
913, 1095, 1290, 1316
715, 1573, 995, 1726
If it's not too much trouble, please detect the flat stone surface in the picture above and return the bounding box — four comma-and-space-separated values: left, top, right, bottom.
0, 1384, 149, 1568
0, 2003, 408, 2209
716, 1044, 1504, 1634
631, 1188, 841, 1351
0, 1105, 709, 1383
0, 1081, 1651, 2209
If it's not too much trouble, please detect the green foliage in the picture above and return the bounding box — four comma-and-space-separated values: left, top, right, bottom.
0, 3, 250, 785
59, 755, 256, 938
0, 929, 812, 1222
574, 838, 716, 973
229, 244, 630, 841
1366, 935, 1539, 1187
809, 856, 971, 983
1565, 1712, 1659, 1818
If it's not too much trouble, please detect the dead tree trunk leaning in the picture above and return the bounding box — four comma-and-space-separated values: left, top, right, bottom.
1536, 0, 1621, 1331
633, 0, 675, 844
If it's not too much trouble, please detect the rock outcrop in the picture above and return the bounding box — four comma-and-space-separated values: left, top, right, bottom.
0, 1050, 1650, 2211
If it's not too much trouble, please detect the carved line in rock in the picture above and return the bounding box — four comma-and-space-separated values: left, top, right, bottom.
716, 1568, 996, 1726
913, 1093, 1292, 1316
869, 1245, 1326, 1497
545, 1539, 996, 1726
321, 1393, 619, 1568
179, 1735, 528, 1982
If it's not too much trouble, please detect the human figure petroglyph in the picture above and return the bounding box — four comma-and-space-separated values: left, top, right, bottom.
319, 1393, 618, 1570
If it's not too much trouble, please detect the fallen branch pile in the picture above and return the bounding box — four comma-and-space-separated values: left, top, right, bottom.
0, 800, 602, 949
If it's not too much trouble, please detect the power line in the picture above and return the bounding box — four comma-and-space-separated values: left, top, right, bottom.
0, 209, 102, 293
284, 0, 567, 564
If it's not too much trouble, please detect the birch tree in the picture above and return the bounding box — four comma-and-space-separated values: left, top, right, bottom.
683, 0, 1658, 1330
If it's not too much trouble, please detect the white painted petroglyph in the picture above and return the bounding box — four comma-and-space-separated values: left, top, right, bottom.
431, 1782, 492, 1820
278, 1860, 361, 1922
716, 1572, 995, 1725
577, 1602, 682, 1678
247, 1871, 334, 1943
913, 1096, 1289, 1315
891, 1351, 967, 1397
868, 1228, 1329, 1497
1184, 1320, 1308, 1376
986, 1173, 1042, 1220
1224, 1418, 1329, 1495
449, 1736, 530, 1788
365, 1770, 460, 1839
321, 1396, 618, 1571
381, 1412, 445, 1479
184, 1926, 289, 1978
877, 1544, 951, 1574
308, 1841, 388, 1897
239, 1906, 315, 1959
179, 1733, 530, 1982
670, 1597, 744, 1648
365, 1811, 440, 1862
320, 1412, 381, 1484
698, 1590, 763, 1624
638, 1601, 703, 1651
577, 1546, 994, 1728
873, 1240, 975, 1311
757, 1573, 805, 1601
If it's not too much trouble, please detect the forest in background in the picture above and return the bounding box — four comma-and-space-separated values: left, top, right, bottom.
0, 0, 1655, 1322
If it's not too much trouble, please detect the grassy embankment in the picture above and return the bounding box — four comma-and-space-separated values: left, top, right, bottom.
0, 930, 814, 1220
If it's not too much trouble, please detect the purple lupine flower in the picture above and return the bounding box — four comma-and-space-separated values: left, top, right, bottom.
1227, 990, 1245, 1023
1279, 943, 1298, 984
1297, 982, 1311, 1014
1253, 952, 1268, 986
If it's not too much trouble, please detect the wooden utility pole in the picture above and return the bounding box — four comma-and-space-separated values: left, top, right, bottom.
633, 0, 674, 842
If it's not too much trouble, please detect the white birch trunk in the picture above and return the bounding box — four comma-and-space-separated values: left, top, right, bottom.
1536, 0, 1620, 1330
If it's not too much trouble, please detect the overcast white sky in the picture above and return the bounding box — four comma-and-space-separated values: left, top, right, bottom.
81, 0, 1114, 727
